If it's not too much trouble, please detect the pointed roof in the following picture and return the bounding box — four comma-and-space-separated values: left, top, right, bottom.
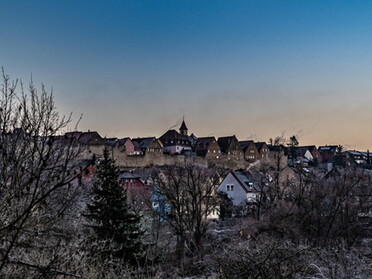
117, 137, 132, 146
132, 141, 142, 152
239, 140, 255, 152
217, 135, 238, 153
78, 131, 104, 145
132, 137, 157, 149
105, 137, 118, 147
254, 142, 267, 151
230, 171, 261, 193
179, 120, 188, 131
195, 137, 219, 156
160, 129, 188, 141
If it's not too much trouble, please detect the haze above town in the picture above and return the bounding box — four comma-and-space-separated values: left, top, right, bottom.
2, 1, 372, 150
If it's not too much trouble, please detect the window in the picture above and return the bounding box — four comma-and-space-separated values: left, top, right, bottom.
226, 184, 234, 191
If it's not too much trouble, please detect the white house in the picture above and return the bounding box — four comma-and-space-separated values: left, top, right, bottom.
218, 171, 261, 205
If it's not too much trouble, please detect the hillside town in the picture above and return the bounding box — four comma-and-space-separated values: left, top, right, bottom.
62, 119, 372, 171
60, 119, 372, 221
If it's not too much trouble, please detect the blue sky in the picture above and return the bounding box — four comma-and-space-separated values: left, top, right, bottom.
2, 0, 372, 149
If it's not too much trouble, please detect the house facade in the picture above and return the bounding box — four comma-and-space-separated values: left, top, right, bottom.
218, 171, 260, 205
132, 137, 164, 155
217, 136, 244, 161
318, 145, 338, 163
65, 130, 105, 159
239, 140, 260, 163
119, 172, 153, 211
116, 137, 136, 155
159, 129, 192, 155
255, 142, 270, 160
195, 137, 221, 160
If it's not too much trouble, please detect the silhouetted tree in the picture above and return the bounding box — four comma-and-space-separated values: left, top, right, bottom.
287, 135, 299, 166
85, 147, 144, 265
0, 69, 83, 278
154, 164, 220, 263
334, 144, 345, 166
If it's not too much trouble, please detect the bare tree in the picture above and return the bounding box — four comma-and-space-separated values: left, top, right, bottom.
154, 164, 220, 263
0, 69, 82, 277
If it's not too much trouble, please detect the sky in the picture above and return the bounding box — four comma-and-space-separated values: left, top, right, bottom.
1, 0, 372, 150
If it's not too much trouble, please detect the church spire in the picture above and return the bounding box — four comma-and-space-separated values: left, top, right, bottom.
179, 117, 188, 136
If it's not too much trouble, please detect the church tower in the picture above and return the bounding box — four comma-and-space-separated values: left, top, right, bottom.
179, 118, 188, 136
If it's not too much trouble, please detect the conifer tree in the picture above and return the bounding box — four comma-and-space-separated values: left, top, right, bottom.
85, 147, 144, 264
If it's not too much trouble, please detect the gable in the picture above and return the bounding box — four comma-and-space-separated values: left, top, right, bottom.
218, 136, 241, 153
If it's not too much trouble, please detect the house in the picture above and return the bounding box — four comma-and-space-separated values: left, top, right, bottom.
345, 150, 372, 166
78, 131, 105, 146
195, 137, 221, 159
116, 137, 138, 155
150, 187, 171, 220
110, 137, 142, 156
119, 172, 153, 211
239, 140, 260, 163
132, 137, 163, 155
318, 145, 339, 171
119, 171, 145, 187
65, 130, 105, 159
254, 142, 270, 160
65, 130, 105, 145
306, 145, 322, 164
188, 133, 198, 148
289, 146, 322, 166
217, 136, 244, 161
132, 141, 143, 155
218, 171, 261, 205
290, 146, 314, 166
159, 121, 192, 155
106, 137, 143, 162
64, 131, 83, 144
318, 145, 338, 163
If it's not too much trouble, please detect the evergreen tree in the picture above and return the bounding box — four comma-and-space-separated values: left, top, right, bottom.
85, 147, 144, 264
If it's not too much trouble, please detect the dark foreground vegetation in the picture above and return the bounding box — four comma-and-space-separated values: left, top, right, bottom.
0, 70, 371, 278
